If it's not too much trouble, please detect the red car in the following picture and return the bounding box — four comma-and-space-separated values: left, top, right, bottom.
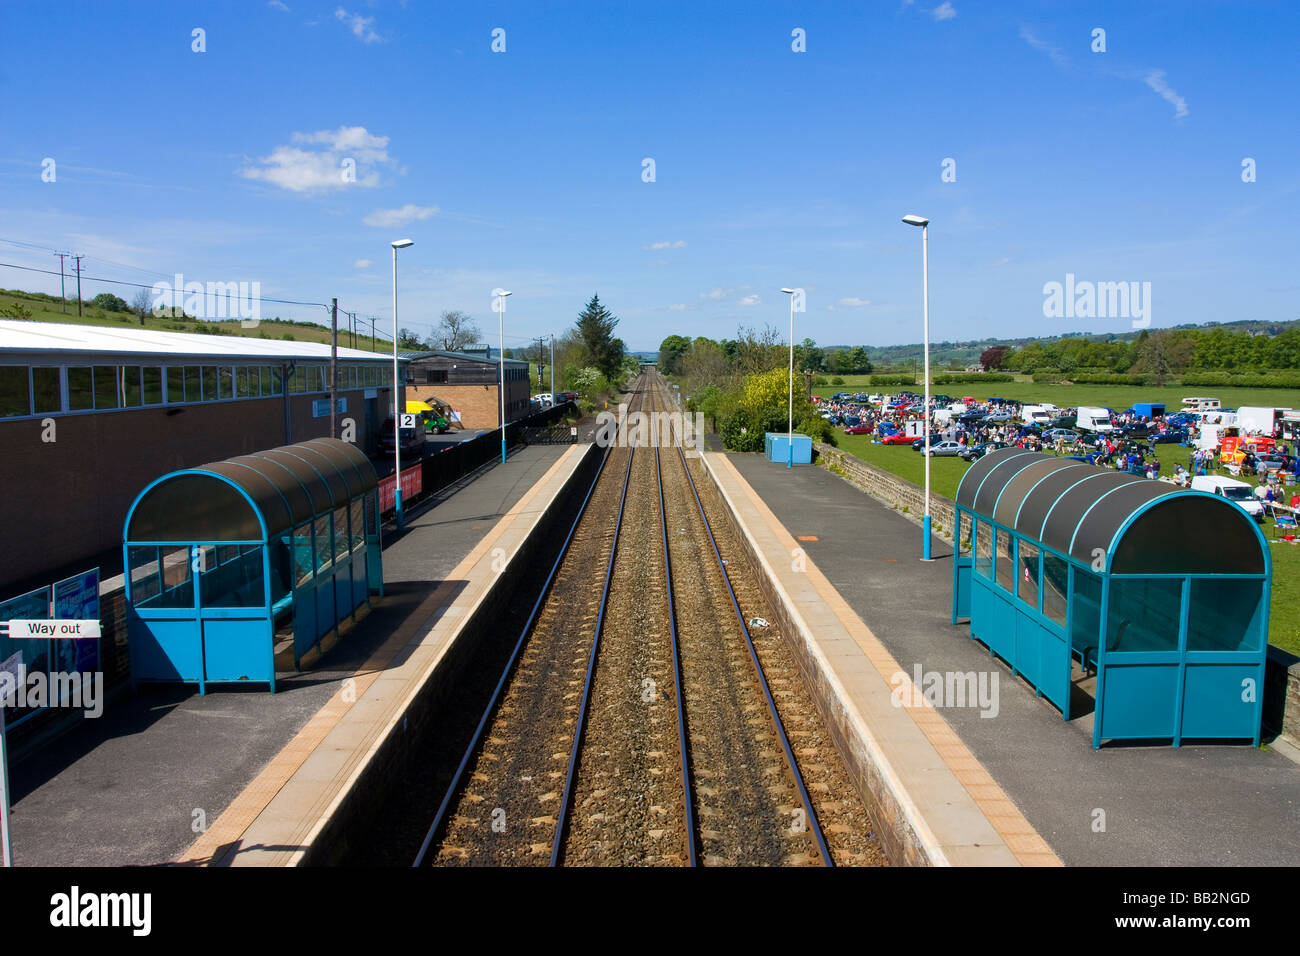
844, 423, 872, 435
880, 431, 916, 445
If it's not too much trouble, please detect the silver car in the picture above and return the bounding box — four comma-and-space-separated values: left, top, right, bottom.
924, 440, 965, 457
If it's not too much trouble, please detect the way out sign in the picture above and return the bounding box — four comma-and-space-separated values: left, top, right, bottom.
6, 620, 102, 639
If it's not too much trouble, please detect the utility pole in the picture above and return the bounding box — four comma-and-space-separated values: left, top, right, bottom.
72, 255, 84, 316
330, 297, 338, 440
53, 253, 68, 312
550, 334, 555, 399
535, 336, 545, 388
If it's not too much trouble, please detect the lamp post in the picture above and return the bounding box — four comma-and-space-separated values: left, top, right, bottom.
902, 215, 931, 560
550, 334, 555, 400
493, 288, 512, 463
391, 238, 413, 530
781, 288, 797, 468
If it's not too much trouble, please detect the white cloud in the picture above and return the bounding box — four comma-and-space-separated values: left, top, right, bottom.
668, 303, 686, 311
1018, 25, 1068, 70
1145, 69, 1189, 119
239, 126, 392, 193
362, 204, 439, 228
932, 2, 956, 20
739, 294, 761, 306
644, 240, 687, 250
335, 7, 382, 43
268, 0, 290, 11
700, 287, 732, 301
836, 297, 871, 307
353, 258, 372, 268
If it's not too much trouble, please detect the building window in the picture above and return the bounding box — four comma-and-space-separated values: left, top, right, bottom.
0, 367, 28, 417
185, 366, 202, 402
33, 367, 61, 413
143, 367, 163, 405
424, 370, 448, 384
217, 366, 233, 399
201, 366, 217, 401
120, 366, 143, 407
236, 367, 252, 398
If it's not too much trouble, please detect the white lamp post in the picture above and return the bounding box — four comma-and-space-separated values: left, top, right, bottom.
493, 288, 512, 463
902, 215, 931, 560
391, 238, 414, 530
781, 288, 797, 468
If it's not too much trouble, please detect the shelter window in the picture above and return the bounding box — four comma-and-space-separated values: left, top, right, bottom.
1107, 578, 1182, 654
974, 520, 992, 578
291, 367, 305, 393
185, 366, 202, 402
1042, 553, 1068, 627
292, 523, 315, 587
333, 507, 350, 561
350, 498, 365, 552
1018, 540, 1040, 610
957, 512, 971, 556
165, 367, 181, 403
139, 545, 195, 609
1071, 569, 1103, 659
1187, 579, 1264, 653
127, 546, 162, 605
200, 544, 265, 608
0, 367, 28, 417
236, 367, 252, 398
995, 529, 1016, 593
217, 366, 234, 399
33, 367, 61, 414
201, 367, 217, 401
121, 366, 143, 407
67, 367, 93, 410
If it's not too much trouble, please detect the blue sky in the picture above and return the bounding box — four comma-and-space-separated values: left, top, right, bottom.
1, 0, 1296, 351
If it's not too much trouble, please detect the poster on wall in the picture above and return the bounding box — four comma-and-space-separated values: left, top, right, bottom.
0, 586, 51, 724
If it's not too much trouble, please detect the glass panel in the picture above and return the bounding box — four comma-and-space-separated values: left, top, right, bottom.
996, 529, 1016, 592
67, 367, 93, 410
236, 367, 252, 398
217, 366, 233, 399
184, 367, 202, 402
166, 367, 183, 403
139, 545, 195, 609
121, 366, 142, 407
201, 544, 264, 608
92, 366, 119, 409
350, 498, 365, 551
292, 523, 314, 587
0, 367, 28, 417
1018, 540, 1040, 609
201, 366, 217, 401
32, 367, 60, 413
1107, 577, 1183, 654
1070, 569, 1103, 661
270, 538, 292, 603
1042, 553, 1068, 627
1187, 578, 1264, 653
333, 506, 350, 560
291, 367, 305, 393
128, 546, 162, 604
974, 519, 991, 578
143, 367, 163, 404
263, 366, 277, 394
957, 511, 971, 556
314, 514, 332, 571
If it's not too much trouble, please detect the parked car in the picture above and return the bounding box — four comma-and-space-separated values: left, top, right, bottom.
1119, 422, 1157, 439
958, 440, 1009, 462
923, 440, 964, 457
844, 423, 872, 435
880, 431, 917, 445
1150, 428, 1189, 444
1042, 428, 1078, 442
1191, 475, 1266, 520
911, 434, 943, 451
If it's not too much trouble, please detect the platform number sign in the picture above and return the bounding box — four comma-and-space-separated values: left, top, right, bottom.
399, 413, 416, 429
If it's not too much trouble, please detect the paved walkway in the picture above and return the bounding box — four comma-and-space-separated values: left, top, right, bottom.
6, 445, 573, 866
723, 450, 1300, 866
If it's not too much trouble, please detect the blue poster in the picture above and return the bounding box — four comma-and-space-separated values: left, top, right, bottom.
0, 586, 51, 722
52, 569, 100, 678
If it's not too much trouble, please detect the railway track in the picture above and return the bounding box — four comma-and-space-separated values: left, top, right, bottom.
414, 371, 882, 866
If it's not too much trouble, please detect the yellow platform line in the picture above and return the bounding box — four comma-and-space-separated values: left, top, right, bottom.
709, 452, 1060, 867
176, 446, 582, 866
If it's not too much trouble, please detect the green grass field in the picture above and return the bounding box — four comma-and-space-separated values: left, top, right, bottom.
0, 289, 393, 353
833, 433, 1300, 655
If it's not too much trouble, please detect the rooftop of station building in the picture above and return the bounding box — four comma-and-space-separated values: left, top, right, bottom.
0, 319, 397, 362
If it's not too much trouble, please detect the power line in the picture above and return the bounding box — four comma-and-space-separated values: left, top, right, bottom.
0, 260, 328, 307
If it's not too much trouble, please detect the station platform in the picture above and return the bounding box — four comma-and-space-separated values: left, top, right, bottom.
709, 448, 1300, 866
6, 443, 586, 867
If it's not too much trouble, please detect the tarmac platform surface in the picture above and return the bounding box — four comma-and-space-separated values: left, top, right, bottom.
7, 444, 574, 867
722, 449, 1300, 866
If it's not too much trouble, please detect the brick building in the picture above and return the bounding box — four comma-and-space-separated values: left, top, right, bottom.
0, 319, 405, 593
401, 348, 530, 430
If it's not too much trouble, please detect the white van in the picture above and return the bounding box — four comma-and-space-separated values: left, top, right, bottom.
1076, 406, 1114, 434
1190, 475, 1265, 520
1021, 404, 1054, 425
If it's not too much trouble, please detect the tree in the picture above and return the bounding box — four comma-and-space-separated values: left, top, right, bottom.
658, 334, 691, 374
980, 345, 1010, 370
575, 293, 623, 379
397, 327, 424, 350
430, 310, 480, 351
130, 288, 151, 325
846, 346, 872, 373
91, 292, 129, 313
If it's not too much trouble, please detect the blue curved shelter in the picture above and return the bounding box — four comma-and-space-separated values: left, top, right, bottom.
952, 447, 1269, 747
123, 438, 382, 693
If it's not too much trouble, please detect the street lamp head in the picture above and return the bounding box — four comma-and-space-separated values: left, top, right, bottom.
780, 288, 796, 294
391, 238, 414, 249
901, 215, 929, 228
493, 288, 512, 298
